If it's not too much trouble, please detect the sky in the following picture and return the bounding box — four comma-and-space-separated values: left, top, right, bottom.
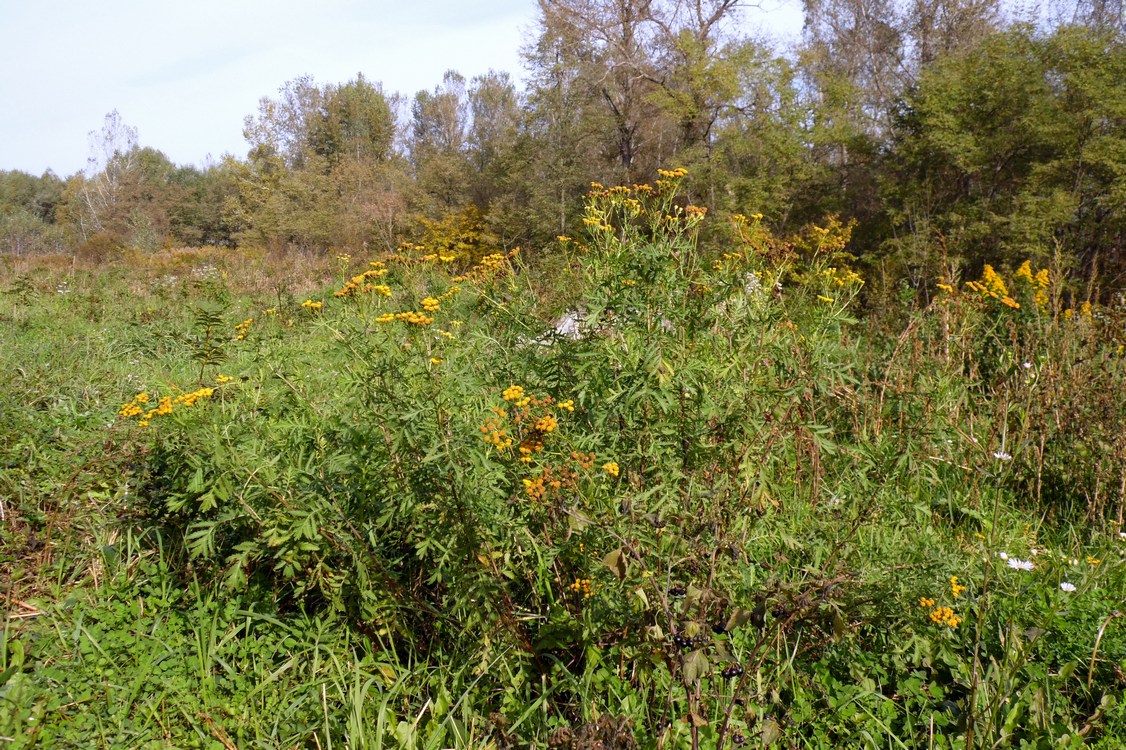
0, 0, 803, 177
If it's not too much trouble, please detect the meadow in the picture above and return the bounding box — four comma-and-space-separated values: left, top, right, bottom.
1, 173, 1124, 748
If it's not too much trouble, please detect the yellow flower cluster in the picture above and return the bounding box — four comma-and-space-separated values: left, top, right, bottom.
557, 400, 575, 412
602, 461, 620, 477
1014, 260, 1051, 308
486, 386, 571, 463
234, 318, 252, 340
301, 300, 323, 311
421, 297, 441, 312
965, 265, 1020, 309
920, 595, 961, 627
950, 576, 966, 598
657, 167, 689, 179
569, 577, 595, 599
522, 464, 575, 501
480, 409, 514, 450
452, 250, 518, 284
118, 383, 217, 427
928, 606, 962, 628
174, 387, 214, 408
334, 267, 390, 298
394, 311, 434, 326
822, 266, 863, 287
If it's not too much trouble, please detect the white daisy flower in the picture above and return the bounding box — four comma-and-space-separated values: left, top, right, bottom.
1007, 558, 1034, 571
1059, 582, 1076, 592
993, 451, 1012, 461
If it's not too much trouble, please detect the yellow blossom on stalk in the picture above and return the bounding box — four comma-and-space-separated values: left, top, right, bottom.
602, 461, 620, 477
557, 400, 575, 412
919, 597, 935, 608
657, 167, 688, 178
301, 300, 323, 311
817, 295, 835, 304
135, 393, 149, 404
421, 297, 441, 312
950, 577, 966, 598
568, 577, 595, 599
1087, 556, 1101, 566
936, 283, 954, 294
534, 414, 558, 433
502, 385, 525, 402
234, 318, 253, 340
929, 606, 962, 628
376, 313, 395, 323
395, 311, 434, 325
216, 374, 234, 384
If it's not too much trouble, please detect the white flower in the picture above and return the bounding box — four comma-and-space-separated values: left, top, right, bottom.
999, 551, 1009, 560
1007, 558, 1034, 571
1070, 558, 1079, 566
1060, 582, 1076, 592
1118, 532, 1125, 540
993, 451, 1012, 461
1030, 547, 1041, 556
1022, 361, 1033, 369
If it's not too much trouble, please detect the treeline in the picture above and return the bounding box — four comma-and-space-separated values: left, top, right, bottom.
2, 0, 1124, 292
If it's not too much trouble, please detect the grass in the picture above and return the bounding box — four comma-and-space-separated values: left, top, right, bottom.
0, 180, 1124, 748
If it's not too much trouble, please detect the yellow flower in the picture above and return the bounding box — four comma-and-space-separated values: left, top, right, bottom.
557, 400, 575, 413
602, 461, 620, 477
216, 374, 234, 384
950, 576, 966, 598
502, 385, 525, 402
430, 357, 442, 365
817, 295, 835, 303
919, 597, 935, 608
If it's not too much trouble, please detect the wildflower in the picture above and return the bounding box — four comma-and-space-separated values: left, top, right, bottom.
602, 462, 620, 477
216, 374, 234, 384
1007, 558, 1034, 571
993, 451, 1012, 461
534, 414, 558, 433
817, 295, 834, 303
1060, 582, 1076, 592
557, 400, 575, 413
431, 358, 442, 365
502, 385, 525, 402
919, 597, 936, 608
999, 551, 1009, 560
375, 313, 395, 323
928, 606, 962, 628
950, 576, 966, 598
301, 300, 323, 311
1087, 556, 1101, 566
135, 393, 150, 404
